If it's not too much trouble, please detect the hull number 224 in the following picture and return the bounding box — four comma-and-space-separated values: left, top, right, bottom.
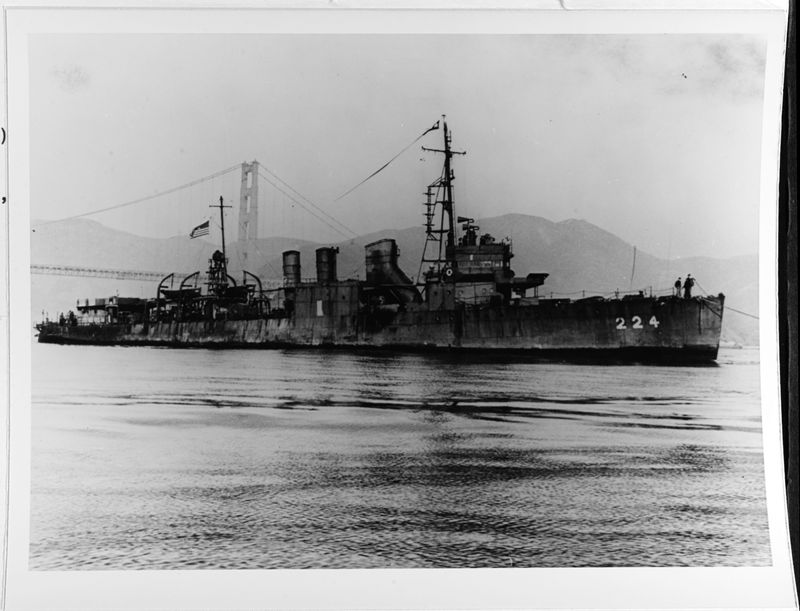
616, 316, 660, 330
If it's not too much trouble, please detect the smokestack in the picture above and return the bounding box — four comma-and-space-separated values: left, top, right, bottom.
282, 250, 301, 287
363, 239, 421, 304
365, 239, 400, 284
315, 247, 339, 284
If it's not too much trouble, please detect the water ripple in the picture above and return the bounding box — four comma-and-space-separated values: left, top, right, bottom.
29, 345, 770, 569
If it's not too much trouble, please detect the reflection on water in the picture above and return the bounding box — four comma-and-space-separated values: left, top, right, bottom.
30, 345, 769, 569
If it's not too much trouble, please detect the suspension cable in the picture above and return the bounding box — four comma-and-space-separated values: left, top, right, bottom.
258, 164, 358, 238
33, 164, 242, 227
257, 170, 353, 241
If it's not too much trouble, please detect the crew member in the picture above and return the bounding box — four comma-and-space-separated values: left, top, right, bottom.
683, 274, 695, 299
674, 277, 682, 297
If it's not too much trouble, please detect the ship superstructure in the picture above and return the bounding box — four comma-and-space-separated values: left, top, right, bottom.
36, 119, 725, 361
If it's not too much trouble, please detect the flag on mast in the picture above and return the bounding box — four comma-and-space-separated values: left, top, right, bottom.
189, 220, 210, 239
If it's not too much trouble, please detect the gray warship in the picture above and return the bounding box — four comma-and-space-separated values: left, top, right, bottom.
36, 119, 725, 362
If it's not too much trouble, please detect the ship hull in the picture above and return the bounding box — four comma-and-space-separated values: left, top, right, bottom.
36, 295, 724, 363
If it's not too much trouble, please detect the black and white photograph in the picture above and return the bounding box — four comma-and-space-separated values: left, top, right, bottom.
3, 4, 796, 611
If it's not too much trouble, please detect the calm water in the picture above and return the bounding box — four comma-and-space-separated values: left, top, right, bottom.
29, 344, 770, 569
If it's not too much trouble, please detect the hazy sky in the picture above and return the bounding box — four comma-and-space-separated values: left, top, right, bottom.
30, 33, 767, 259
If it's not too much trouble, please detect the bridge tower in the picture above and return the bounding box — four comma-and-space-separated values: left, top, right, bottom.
238, 161, 259, 265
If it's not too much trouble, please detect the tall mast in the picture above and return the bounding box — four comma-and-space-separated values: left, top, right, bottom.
218, 195, 227, 266
442, 119, 456, 249
419, 115, 466, 282
210, 195, 231, 288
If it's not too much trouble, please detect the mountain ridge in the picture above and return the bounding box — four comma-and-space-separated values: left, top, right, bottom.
30, 213, 759, 345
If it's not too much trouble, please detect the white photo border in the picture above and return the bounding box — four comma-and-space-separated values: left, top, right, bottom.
3, 5, 795, 611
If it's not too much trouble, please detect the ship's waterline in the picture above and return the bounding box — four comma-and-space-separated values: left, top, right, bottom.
30, 343, 768, 569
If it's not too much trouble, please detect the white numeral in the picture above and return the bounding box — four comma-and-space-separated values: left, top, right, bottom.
616, 315, 659, 330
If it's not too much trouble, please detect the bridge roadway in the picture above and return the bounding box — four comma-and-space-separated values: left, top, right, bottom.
30, 264, 284, 290
31, 264, 192, 281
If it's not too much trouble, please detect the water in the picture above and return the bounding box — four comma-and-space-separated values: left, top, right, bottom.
30, 344, 770, 569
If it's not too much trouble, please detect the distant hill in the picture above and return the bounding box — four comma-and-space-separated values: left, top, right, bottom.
29, 214, 759, 345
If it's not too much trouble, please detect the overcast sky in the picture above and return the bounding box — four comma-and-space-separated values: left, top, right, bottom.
29, 33, 766, 259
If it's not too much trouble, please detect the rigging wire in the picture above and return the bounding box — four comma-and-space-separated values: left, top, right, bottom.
694, 279, 758, 320
334, 120, 440, 202
416, 173, 446, 284
725, 306, 759, 320
33, 164, 242, 227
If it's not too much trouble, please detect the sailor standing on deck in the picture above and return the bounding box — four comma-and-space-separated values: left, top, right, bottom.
683, 274, 695, 299
674, 277, 682, 297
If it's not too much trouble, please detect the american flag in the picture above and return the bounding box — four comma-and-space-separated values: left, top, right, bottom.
189, 220, 210, 239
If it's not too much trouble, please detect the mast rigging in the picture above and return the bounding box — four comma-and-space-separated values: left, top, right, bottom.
419, 115, 466, 283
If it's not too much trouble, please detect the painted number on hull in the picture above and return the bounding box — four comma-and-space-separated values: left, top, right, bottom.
616, 316, 659, 330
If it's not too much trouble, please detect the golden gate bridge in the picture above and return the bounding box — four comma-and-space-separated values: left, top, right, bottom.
31, 160, 359, 280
